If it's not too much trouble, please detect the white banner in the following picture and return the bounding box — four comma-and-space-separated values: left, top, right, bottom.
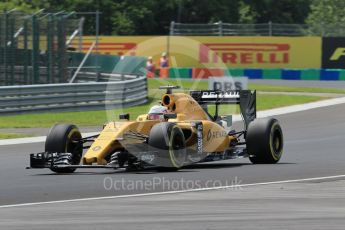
208, 76, 248, 91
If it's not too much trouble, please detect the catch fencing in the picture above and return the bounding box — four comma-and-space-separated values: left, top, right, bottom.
0, 10, 101, 86
170, 21, 345, 36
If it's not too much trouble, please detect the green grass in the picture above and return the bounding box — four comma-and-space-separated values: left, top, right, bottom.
0, 79, 335, 129
0, 94, 325, 129
207, 94, 325, 115
249, 84, 345, 94
256, 94, 325, 110
148, 78, 209, 91
148, 78, 345, 94
0, 133, 33, 139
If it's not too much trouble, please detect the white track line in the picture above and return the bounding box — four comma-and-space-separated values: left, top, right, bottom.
231, 96, 345, 122
1, 174, 345, 209
257, 96, 345, 118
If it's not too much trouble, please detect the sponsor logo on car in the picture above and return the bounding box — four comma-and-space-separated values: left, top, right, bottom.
193, 122, 203, 155
207, 129, 227, 141
201, 91, 240, 99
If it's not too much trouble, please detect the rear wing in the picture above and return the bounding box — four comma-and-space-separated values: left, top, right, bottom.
190, 90, 256, 129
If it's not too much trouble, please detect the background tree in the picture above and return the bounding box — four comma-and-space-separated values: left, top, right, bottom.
0, 0, 323, 35
242, 0, 311, 23
0, 0, 36, 13
307, 0, 345, 36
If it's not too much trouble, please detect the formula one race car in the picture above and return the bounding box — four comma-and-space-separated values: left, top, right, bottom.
28, 86, 284, 173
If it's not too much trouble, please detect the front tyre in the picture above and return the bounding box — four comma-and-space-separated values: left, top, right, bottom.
148, 122, 186, 171
246, 118, 283, 164
45, 124, 83, 173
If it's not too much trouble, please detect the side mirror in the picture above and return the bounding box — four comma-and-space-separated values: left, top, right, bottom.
119, 113, 130, 120
223, 115, 232, 127
164, 113, 177, 119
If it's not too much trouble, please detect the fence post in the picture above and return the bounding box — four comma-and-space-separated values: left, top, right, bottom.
268, 21, 272, 36
23, 19, 28, 84
9, 15, 15, 85
170, 21, 175, 35
218, 21, 223, 36
47, 13, 53, 83
0, 14, 3, 85
78, 17, 85, 52
57, 15, 68, 83
32, 15, 39, 84
4, 12, 8, 85
95, 10, 100, 77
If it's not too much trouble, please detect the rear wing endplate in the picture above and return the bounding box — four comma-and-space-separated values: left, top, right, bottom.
190, 90, 256, 129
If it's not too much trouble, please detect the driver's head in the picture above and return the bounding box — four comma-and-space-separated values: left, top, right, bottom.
147, 105, 168, 120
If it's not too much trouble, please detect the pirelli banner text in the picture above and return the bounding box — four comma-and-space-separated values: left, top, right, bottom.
76, 36, 322, 69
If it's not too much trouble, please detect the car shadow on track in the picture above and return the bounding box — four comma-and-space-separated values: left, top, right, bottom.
29, 162, 253, 176
29, 162, 296, 176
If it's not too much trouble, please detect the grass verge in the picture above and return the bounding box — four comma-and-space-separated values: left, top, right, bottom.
149, 78, 345, 94
0, 79, 337, 129
250, 84, 345, 94
0, 94, 325, 129
0, 133, 33, 139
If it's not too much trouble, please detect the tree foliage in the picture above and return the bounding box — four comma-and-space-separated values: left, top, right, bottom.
306, 0, 345, 35
2, 0, 342, 35
244, 0, 311, 24
307, 0, 345, 25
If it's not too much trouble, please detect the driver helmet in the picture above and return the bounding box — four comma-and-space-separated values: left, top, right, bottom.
147, 105, 168, 120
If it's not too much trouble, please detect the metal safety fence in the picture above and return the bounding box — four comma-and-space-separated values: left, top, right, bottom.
0, 10, 100, 86
0, 75, 147, 115
170, 21, 345, 37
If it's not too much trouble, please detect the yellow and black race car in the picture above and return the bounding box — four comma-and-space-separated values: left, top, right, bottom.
29, 86, 284, 173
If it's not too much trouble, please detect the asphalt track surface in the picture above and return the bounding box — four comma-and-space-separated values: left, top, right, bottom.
1, 103, 345, 229
1, 181, 344, 230
1, 103, 345, 205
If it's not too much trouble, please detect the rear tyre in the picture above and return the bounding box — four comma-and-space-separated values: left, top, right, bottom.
45, 124, 83, 173
246, 118, 283, 164
148, 122, 186, 171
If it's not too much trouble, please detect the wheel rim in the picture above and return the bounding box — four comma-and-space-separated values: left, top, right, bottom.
271, 126, 283, 159
66, 129, 82, 164
169, 129, 186, 167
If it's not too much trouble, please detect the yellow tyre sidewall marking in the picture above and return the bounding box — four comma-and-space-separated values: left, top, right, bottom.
269, 122, 282, 161
65, 128, 79, 153
168, 125, 183, 168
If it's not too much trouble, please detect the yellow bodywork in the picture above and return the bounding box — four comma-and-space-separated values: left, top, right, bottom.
82, 92, 237, 165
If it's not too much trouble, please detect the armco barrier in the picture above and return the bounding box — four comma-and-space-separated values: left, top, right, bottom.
164, 68, 345, 80
0, 76, 147, 115
75, 71, 144, 82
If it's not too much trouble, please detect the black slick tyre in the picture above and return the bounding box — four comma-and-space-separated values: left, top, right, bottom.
148, 122, 186, 171
45, 124, 82, 173
246, 118, 283, 164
